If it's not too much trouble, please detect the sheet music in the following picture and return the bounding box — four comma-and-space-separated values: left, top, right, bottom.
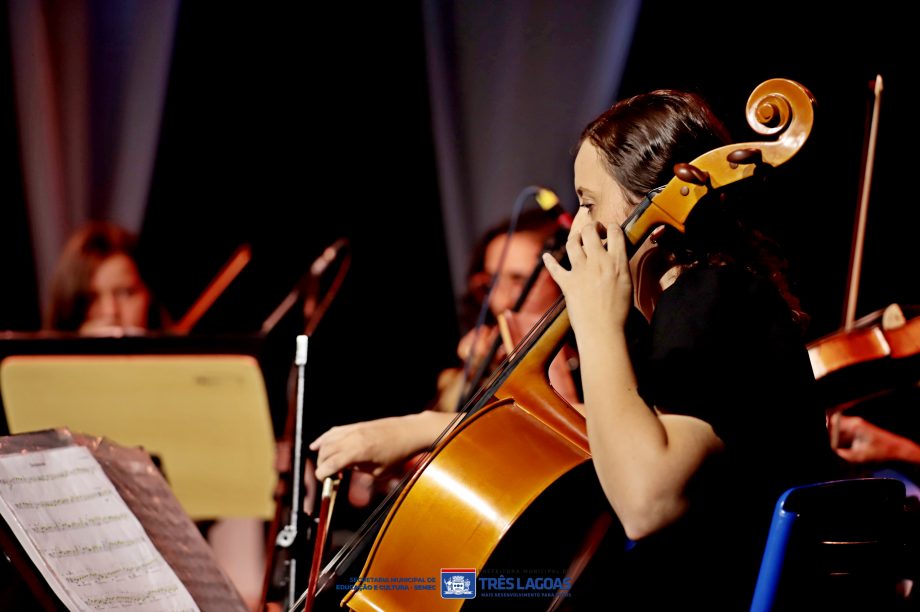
0, 445, 199, 611
81, 436, 248, 611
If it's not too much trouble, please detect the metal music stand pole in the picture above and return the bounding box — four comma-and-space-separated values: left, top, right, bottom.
275, 334, 309, 609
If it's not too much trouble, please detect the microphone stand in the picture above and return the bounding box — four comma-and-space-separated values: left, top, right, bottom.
275, 334, 309, 608
259, 239, 351, 611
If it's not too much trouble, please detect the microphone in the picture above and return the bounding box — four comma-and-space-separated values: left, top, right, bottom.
310, 238, 349, 276
534, 188, 573, 229
260, 238, 351, 334
303, 238, 351, 335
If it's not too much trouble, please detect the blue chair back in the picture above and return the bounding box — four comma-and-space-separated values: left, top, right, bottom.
751, 477, 906, 611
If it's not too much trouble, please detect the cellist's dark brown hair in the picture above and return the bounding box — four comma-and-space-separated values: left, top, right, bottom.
580, 90, 806, 325
580, 90, 731, 203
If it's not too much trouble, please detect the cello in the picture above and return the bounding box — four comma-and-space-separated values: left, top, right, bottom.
306, 78, 816, 611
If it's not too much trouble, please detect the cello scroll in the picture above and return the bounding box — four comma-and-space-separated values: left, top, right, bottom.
622, 78, 815, 247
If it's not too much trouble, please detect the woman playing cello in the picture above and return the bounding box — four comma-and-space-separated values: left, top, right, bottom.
317, 86, 838, 610
540, 88, 837, 609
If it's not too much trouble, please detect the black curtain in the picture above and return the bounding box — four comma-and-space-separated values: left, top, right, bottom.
143, 3, 458, 443
0, 4, 38, 331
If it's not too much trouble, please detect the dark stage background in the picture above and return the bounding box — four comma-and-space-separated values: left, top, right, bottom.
1, 3, 916, 464
138, 2, 458, 441
619, 4, 918, 341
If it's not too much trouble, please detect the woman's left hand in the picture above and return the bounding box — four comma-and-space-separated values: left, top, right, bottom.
542, 223, 633, 339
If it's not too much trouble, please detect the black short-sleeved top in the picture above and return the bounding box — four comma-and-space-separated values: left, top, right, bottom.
607, 264, 838, 610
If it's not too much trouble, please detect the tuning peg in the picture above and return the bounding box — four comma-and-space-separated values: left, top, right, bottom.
673, 163, 710, 187
726, 148, 763, 169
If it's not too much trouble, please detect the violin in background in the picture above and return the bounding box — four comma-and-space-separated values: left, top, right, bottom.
810, 303, 920, 417
807, 76, 920, 449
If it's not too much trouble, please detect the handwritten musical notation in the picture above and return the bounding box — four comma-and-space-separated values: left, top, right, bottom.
0, 445, 199, 611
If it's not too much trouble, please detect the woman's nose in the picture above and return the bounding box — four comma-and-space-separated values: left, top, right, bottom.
99, 293, 118, 316
101, 293, 130, 325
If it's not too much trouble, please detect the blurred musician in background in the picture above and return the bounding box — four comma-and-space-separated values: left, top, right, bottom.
46, 221, 166, 335
45, 220, 266, 609
310, 209, 574, 503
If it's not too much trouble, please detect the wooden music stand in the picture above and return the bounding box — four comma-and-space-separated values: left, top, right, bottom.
0, 353, 276, 521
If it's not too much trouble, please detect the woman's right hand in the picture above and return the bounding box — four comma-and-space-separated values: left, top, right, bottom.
309, 411, 456, 480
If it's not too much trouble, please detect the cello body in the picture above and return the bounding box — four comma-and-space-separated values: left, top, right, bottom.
342, 310, 606, 610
